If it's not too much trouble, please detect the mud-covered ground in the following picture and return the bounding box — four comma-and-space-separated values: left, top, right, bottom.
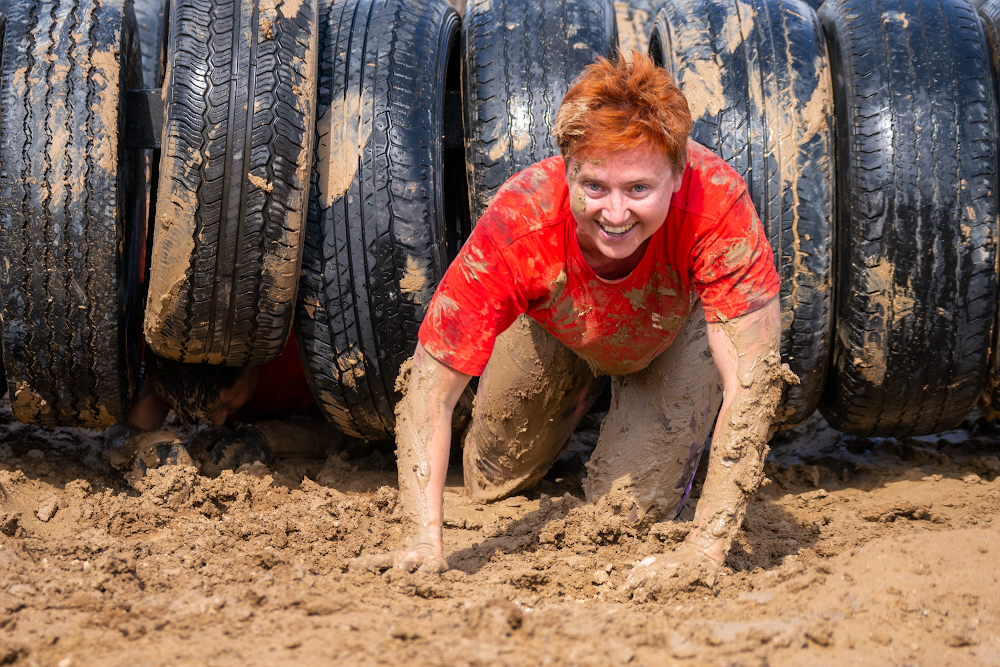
0, 394, 998, 667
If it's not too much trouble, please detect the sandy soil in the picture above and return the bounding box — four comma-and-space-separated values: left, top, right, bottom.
1, 395, 998, 667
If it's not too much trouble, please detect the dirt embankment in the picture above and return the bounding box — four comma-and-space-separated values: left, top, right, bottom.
0, 398, 998, 666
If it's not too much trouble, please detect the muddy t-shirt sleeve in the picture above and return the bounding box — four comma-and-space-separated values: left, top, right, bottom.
418, 221, 528, 376
690, 191, 780, 322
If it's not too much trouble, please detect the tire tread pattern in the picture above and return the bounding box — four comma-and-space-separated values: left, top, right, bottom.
0, 0, 145, 426
650, 0, 836, 430
819, 0, 998, 436
462, 0, 618, 222
973, 0, 1000, 419
145, 0, 319, 366
133, 0, 168, 87
296, 0, 460, 439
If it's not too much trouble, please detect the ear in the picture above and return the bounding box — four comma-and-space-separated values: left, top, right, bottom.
671, 167, 685, 193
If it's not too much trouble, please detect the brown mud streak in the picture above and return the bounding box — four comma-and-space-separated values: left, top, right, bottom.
613, 1, 648, 55
144, 146, 199, 358
691, 312, 796, 558
316, 90, 370, 208
858, 258, 913, 387
399, 256, 432, 307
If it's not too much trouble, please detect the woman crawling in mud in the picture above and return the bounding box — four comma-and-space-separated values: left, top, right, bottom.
366, 51, 793, 596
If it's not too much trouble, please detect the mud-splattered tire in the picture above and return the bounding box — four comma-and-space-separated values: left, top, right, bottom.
295, 0, 466, 440
134, 0, 169, 87
0, 12, 7, 402
975, 0, 1000, 419
615, 0, 658, 54
144, 0, 319, 366
649, 0, 835, 431
0, 0, 146, 427
818, 0, 999, 436
463, 0, 618, 222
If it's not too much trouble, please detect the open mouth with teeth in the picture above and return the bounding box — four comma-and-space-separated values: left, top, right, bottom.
598, 221, 638, 237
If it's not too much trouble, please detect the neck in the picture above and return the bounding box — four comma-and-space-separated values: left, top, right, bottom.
578, 235, 651, 280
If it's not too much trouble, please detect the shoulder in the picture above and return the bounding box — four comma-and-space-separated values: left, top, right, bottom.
478, 156, 570, 247
671, 141, 749, 222
496, 155, 568, 200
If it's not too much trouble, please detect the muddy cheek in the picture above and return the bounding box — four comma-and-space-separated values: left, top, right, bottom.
565, 162, 580, 185
571, 190, 586, 216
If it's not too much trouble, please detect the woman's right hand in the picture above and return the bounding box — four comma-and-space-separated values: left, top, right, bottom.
351, 344, 470, 575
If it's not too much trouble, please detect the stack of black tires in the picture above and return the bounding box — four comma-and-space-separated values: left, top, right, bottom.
651, 0, 1000, 440
0, 0, 617, 439
3, 0, 1000, 443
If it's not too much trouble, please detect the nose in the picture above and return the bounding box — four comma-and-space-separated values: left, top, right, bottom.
602, 190, 630, 225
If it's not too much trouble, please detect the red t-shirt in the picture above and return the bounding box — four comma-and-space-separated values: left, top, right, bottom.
231, 329, 319, 422
418, 141, 780, 376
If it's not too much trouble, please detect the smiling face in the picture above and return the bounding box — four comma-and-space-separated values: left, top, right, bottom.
567, 145, 684, 276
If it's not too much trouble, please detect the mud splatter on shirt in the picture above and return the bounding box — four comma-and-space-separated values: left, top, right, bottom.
419, 141, 780, 376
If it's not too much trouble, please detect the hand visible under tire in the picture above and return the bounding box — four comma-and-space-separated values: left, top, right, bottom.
348, 545, 448, 576
621, 541, 723, 596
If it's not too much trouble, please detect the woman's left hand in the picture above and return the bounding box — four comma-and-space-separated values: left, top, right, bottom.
348, 545, 449, 576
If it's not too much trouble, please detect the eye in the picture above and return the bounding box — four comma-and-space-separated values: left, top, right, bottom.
585, 182, 601, 192
632, 184, 648, 193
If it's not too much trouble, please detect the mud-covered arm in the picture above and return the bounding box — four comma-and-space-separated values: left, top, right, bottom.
394, 343, 473, 561
688, 295, 786, 563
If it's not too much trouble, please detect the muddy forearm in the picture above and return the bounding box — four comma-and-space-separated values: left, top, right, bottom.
690, 298, 788, 559
394, 344, 471, 557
